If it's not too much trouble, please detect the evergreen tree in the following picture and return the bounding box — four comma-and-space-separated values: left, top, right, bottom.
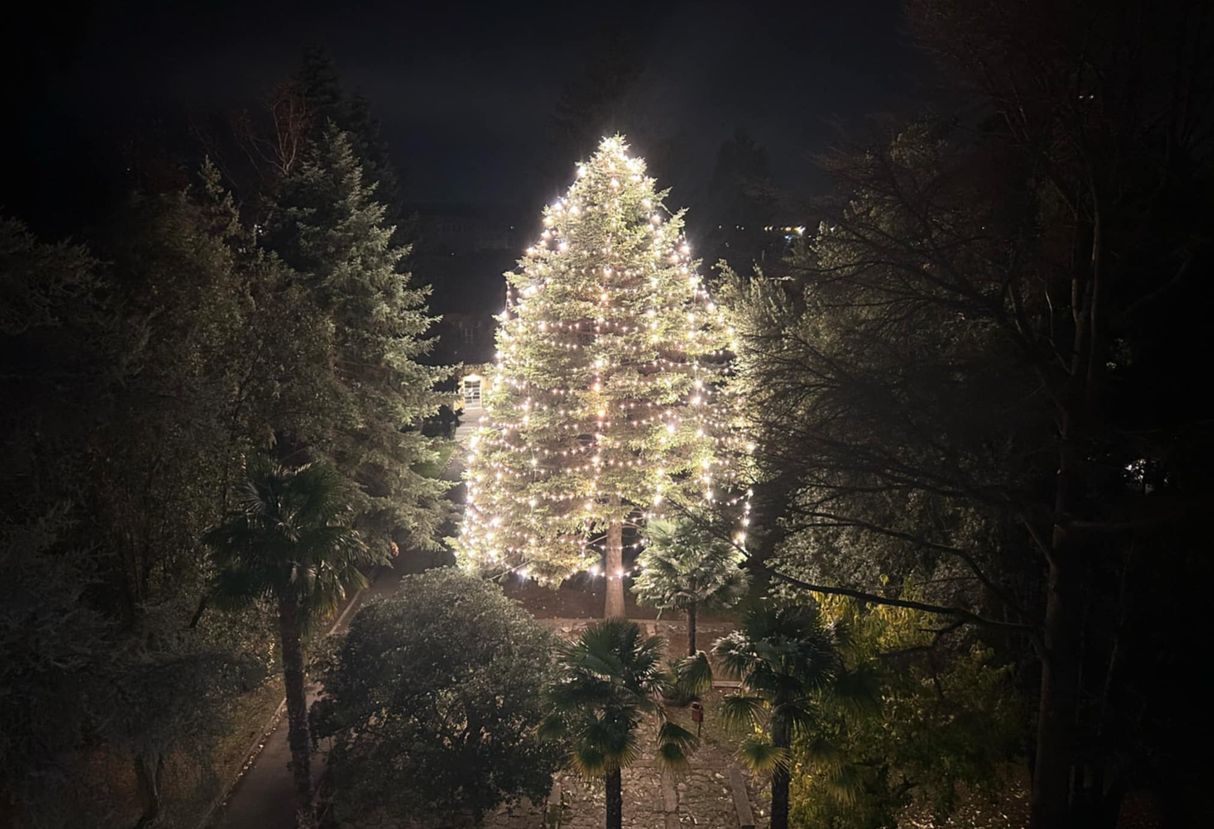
291, 47, 401, 212
545, 31, 645, 189
456, 136, 744, 617
697, 128, 778, 271
1, 175, 292, 824
266, 124, 449, 551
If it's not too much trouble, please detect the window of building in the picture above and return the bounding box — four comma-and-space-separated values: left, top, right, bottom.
463, 377, 482, 405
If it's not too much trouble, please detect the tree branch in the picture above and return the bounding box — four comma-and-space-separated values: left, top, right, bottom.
754, 560, 1035, 634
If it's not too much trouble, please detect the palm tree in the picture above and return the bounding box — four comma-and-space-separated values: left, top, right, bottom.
712, 605, 846, 829
204, 459, 374, 812
544, 619, 698, 829
633, 518, 749, 655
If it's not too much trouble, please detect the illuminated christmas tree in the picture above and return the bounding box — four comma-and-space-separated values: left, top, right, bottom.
457, 136, 745, 617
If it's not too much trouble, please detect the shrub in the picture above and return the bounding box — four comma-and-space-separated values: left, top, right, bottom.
311, 568, 560, 826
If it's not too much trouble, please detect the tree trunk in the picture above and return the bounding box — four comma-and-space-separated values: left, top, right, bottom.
770, 714, 791, 829
132, 752, 164, 828
1031, 352, 1087, 828
1030, 554, 1081, 829
605, 517, 625, 618
1029, 207, 1107, 829
604, 767, 623, 829
687, 604, 698, 656
277, 594, 314, 811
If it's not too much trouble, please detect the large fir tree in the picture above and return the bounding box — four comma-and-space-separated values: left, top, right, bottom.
266, 124, 448, 550
457, 136, 743, 617
291, 47, 401, 213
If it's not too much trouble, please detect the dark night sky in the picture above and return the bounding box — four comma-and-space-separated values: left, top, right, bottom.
4, 0, 928, 235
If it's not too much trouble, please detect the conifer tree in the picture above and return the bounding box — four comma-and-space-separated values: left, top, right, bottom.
291, 48, 401, 213
266, 124, 449, 549
457, 136, 744, 617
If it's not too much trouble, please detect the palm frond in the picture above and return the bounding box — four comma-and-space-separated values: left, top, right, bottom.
634, 517, 750, 613
668, 651, 713, 698
572, 717, 639, 770
655, 740, 692, 773
205, 457, 366, 621
571, 744, 609, 777
548, 618, 698, 780
821, 763, 863, 806
778, 701, 818, 738
719, 693, 767, 730
538, 714, 567, 741
712, 630, 758, 680
210, 565, 264, 609
548, 676, 614, 711
658, 719, 699, 752
801, 735, 847, 772
738, 735, 787, 773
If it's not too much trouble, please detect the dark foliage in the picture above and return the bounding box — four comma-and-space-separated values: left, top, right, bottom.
311, 569, 560, 826
727, 2, 1214, 825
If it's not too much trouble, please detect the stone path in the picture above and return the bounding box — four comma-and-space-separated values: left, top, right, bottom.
486, 718, 767, 829
211, 593, 759, 829
208, 565, 403, 829
484, 619, 768, 829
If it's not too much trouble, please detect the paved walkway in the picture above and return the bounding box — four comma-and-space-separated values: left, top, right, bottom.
208, 565, 403, 829
209, 585, 756, 829
481, 619, 765, 829
486, 737, 767, 829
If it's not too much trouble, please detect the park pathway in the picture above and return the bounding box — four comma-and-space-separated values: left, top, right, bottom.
486, 723, 768, 829
206, 564, 403, 829
484, 619, 767, 829
208, 580, 758, 829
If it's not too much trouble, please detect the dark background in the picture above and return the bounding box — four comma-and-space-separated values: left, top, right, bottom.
2, 0, 932, 359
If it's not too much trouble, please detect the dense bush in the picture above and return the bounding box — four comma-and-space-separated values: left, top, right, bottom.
311, 569, 561, 826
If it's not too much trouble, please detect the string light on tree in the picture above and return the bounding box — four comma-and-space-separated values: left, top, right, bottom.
455, 136, 749, 618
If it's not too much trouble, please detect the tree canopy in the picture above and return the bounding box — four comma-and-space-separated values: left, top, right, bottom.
723, 2, 1214, 821
311, 569, 561, 826
456, 136, 746, 616
266, 124, 450, 550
